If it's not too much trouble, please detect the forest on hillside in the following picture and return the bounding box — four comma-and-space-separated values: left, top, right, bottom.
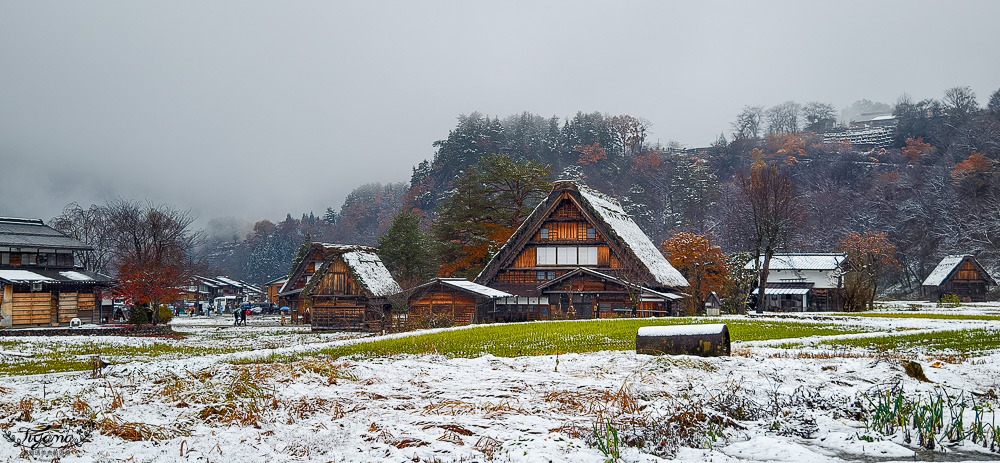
200, 85, 1000, 297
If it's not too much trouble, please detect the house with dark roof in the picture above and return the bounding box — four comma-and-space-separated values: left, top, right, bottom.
279, 243, 401, 331
474, 181, 688, 321
744, 253, 846, 311
405, 278, 511, 328
263, 276, 288, 307
0, 217, 111, 327
922, 255, 996, 302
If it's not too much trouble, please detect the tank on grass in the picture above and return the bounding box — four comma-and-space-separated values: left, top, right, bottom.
636, 324, 730, 356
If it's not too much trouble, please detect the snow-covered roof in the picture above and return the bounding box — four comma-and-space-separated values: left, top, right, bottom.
744, 254, 845, 271
751, 286, 812, 295
340, 248, 402, 298
637, 324, 728, 337
922, 255, 972, 287
439, 278, 512, 298
576, 185, 689, 288
0, 268, 110, 285
0, 270, 54, 283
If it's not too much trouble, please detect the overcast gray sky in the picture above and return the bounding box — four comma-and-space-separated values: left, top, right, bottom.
2, 1, 998, 227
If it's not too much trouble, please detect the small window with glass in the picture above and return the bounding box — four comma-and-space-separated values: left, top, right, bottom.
539, 228, 549, 240
587, 228, 596, 239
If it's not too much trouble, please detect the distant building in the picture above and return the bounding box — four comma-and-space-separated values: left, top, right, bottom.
263, 276, 288, 306
280, 243, 401, 331
745, 253, 846, 312
922, 255, 996, 302
0, 217, 111, 327
475, 181, 688, 321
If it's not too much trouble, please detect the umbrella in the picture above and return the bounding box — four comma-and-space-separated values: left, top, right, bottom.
280, 307, 291, 312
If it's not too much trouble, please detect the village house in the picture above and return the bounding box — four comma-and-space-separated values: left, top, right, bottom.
279, 243, 401, 331
922, 255, 996, 302
746, 253, 846, 311
0, 217, 111, 327
263, 276, 288, 307
474, 181, 688, 321
405, 278, 512, 328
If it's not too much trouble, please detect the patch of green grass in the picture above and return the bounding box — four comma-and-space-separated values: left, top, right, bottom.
237, 318, 868, 364
818, 329, 1000, 356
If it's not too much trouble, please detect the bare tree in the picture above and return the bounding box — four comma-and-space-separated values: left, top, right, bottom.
943, 86, 979, 121
766, 101, 801, 135
105, 198, 203, 324
732, 105, 764, 139
735, 159, 800, 313
801, 102, 837, 132
609, 114, 651, 158
50, 202, 114, 273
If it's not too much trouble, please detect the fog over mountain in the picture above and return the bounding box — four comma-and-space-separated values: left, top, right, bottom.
1, 1, 998, 224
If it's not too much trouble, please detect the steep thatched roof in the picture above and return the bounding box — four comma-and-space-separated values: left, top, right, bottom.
475, 181, 688, 289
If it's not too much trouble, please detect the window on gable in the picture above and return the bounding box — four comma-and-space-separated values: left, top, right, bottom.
536, 247, 557, 266
579, 247, 598, 266
539, 228, 549, 240
1, 253, 8, 265
587, 228, 596, 239
557, 247, 577, 265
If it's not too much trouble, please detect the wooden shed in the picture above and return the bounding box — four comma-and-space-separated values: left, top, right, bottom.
406, 278, 511, 328
922, 255, 996, 302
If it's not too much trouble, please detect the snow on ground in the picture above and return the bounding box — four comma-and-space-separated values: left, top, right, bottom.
1, 307, 1000, 462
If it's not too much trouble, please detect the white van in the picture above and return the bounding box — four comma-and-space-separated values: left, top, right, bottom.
213, 296, 237, 315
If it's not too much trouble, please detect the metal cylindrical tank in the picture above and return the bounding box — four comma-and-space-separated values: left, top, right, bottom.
636, 324, 730, 356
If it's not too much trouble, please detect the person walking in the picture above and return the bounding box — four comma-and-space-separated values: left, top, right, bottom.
240, 307, 248, 326
233, 307, 240, 326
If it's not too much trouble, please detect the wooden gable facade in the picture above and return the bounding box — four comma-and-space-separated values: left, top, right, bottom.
475, 181, 688, 322
279, 243, 401, 331
922, 255, 996, 302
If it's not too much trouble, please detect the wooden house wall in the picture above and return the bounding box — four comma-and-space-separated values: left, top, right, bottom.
310, 258, 378, 331
4, 289, 97, 327
312, 299, 367, 331
409, 290, 478, 326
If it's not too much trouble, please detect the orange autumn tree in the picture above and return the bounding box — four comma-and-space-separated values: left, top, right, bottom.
902, 137, 935, 164
574, 142, 607, 165
837, 232, 900, 311
952, 151, 995, 194
659, 232, 729, 315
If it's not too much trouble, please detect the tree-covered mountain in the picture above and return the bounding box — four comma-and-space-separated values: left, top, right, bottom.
203, 85, 1000, 297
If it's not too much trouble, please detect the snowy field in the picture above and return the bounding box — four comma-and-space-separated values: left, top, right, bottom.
2, 305, 1000, 462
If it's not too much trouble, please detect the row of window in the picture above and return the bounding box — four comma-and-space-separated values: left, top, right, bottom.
539, 227, 596, 240
536, 246, 599, 266
1, 252, 75, 267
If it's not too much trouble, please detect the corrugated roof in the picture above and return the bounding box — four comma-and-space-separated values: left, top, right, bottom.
438, 278, 512, 298
744, 254, 845, 271
922, 255, 971, 287
0, 218, 93, 250
751, 287, 811, 295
